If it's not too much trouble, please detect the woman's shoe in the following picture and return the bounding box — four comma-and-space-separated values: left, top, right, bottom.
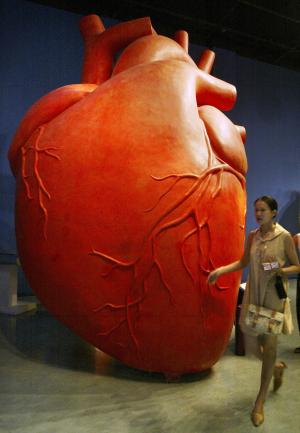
294, 347, 300, 353
273, 361, 287, 392
251, 409, 264, 427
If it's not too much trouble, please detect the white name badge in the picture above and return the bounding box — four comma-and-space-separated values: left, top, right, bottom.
262, 261, 279, 271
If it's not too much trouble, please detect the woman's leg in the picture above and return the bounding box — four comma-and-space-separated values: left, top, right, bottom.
244, 334, 263, 360
256, 334, 277, 403
251, 334, 277, 425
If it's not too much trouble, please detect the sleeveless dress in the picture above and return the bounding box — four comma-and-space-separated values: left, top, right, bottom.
240, 223, 291, 337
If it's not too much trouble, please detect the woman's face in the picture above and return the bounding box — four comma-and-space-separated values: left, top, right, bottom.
254, 200, 276, 226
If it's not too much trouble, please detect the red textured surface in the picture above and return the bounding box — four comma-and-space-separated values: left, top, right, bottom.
8, 15, 247, 375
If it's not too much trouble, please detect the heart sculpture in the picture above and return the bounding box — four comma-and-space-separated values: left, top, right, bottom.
8, 15, 247, 376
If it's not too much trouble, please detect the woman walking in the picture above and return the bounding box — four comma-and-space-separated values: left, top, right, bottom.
208, 196, 300, 427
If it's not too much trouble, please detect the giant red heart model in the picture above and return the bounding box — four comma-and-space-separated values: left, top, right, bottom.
8, 15, 247, 377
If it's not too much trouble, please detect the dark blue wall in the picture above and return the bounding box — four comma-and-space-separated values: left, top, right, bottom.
1, 0, 299, 293
1, 0, 82, 256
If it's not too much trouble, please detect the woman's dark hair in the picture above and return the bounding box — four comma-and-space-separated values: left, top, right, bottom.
254, 196, 278, 212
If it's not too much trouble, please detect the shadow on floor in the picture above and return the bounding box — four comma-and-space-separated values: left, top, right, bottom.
0, 306, 213, 384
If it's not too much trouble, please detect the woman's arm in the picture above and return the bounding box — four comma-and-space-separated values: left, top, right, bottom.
207, 231, 255, 284
279, 234, 300, 276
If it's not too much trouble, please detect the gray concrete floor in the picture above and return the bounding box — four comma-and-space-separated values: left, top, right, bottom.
0, 280, 299, 433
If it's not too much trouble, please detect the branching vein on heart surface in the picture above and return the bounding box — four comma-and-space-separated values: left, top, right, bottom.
21, 125, 61, 240
90, 130, 246, 354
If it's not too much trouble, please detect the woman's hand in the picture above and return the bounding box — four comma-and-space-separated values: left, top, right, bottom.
207, 269, 222, 284
207, 258, 246, 284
